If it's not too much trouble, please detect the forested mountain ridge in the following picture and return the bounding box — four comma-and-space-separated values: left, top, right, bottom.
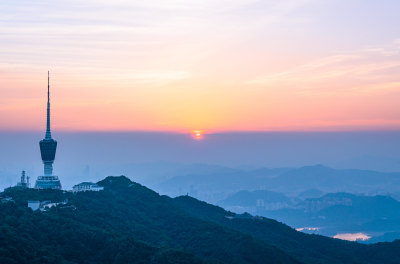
1, 175, 400, 264
172, 195, 400, 264
0, 176, 299, 264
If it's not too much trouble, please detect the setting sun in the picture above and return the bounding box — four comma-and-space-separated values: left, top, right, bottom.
191, 130, 204, 140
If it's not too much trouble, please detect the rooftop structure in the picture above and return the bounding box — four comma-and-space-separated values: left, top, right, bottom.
72, 182, 104, 192
34, 72, 62, 190
16, 170, 30, 188
28, 200, 41, 211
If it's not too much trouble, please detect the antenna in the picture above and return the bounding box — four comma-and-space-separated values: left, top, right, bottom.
45, 71, 52, 139
21, 170, 25, 184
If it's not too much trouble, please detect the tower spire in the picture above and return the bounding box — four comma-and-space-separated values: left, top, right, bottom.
45, 71, 52, 139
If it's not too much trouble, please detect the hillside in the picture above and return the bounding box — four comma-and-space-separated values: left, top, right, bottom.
0, 176, 298, 264
1, 176, 400, 264
172, 195, 400, 264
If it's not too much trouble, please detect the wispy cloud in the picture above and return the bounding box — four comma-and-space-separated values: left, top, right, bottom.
248, 42, 400, 95
2, 0, 400, 131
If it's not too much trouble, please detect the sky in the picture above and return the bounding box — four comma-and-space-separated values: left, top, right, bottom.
1, 0, 400, 133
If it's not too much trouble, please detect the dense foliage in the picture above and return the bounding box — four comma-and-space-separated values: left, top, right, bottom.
0, 177, 297, 264
0, 189, 204, 264
1, 176, 400, 264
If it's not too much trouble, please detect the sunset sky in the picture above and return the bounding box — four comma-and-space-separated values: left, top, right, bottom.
1, 0, 400, 133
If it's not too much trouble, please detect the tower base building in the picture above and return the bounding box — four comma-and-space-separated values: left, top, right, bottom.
35, 175, 61, 189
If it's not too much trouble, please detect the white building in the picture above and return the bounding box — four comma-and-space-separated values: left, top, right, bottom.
72, 182, 104, 192
28, 200, 68, 211
28, 200, 40, 211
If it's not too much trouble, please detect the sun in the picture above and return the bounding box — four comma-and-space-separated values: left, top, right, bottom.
191, 130, 204, 140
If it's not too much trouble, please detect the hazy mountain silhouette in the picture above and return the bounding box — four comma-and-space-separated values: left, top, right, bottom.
158, 165, 400, 202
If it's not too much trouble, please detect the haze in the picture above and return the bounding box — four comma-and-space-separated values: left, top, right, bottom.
1, 131, 400, 190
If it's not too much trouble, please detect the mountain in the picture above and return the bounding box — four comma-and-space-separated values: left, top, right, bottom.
218, 190, 295, 213
297, 189, 324, 199
260, 192, 400, 241
172, 195, 400, 264
157, 165, 400, 202
267, 165, 400, 193
1, 176, 400, 264
0, 176, 298, 264
157, 167, 292, 202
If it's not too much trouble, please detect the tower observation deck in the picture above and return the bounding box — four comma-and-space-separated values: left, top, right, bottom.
34, 71, 62, 189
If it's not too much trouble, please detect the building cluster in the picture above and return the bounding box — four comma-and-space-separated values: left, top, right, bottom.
27, 199, 72, 211
16, 170, 30, 188
72, 182, 104, 192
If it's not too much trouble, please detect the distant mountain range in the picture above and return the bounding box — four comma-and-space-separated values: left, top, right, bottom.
157, 165, 400, 202
1, 176, 400, 263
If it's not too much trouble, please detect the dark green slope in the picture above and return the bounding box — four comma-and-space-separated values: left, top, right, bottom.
0, 201, 205, 264
172, 195, 400, 264
0, 176, 300, 264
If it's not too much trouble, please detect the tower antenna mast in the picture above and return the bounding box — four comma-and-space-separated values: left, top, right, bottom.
45, 71, 52, 140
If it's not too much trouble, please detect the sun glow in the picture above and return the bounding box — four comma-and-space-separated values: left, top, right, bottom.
191, 130, 204, 140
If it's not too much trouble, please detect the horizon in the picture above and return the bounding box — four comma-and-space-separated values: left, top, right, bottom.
1, 130, 400, 190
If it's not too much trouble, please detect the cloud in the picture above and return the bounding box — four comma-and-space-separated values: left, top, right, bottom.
247, 42, 400, 95
2, 0, 400, 131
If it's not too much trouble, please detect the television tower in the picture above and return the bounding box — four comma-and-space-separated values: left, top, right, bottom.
34, 71, 62, 189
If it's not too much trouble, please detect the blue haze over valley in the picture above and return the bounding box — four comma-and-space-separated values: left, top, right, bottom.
2, 131, 400, 242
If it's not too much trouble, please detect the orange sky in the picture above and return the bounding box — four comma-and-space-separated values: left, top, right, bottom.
1, 0, 400, 133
